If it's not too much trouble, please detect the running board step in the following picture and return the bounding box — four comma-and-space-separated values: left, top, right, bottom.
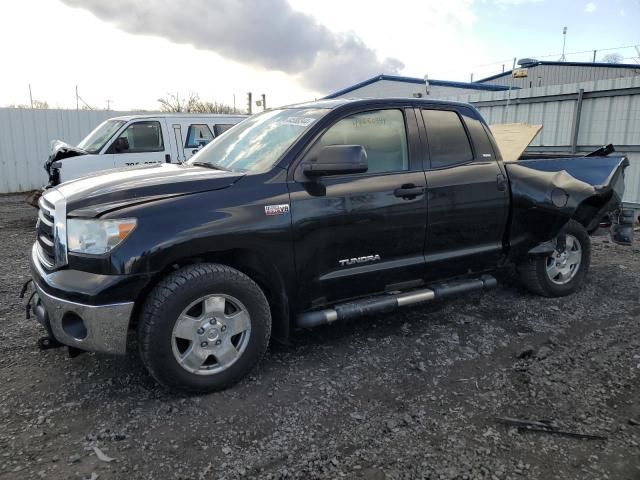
296, 275, 497, 328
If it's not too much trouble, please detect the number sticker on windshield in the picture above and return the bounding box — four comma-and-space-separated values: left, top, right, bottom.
283, 117, 315, 127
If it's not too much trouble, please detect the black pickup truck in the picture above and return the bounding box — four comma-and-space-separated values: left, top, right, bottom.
27, 98, 634, 392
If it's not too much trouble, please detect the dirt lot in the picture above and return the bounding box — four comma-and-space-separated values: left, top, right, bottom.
0, 193, 639, 480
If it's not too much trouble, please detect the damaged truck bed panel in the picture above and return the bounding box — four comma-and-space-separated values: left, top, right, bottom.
506, 155, 630, 258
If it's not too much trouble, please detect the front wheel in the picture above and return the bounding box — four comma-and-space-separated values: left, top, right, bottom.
517, 219, 591, 297
138, 263, 271, 393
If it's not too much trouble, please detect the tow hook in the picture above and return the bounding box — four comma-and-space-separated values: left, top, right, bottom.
37, 336, 63, 350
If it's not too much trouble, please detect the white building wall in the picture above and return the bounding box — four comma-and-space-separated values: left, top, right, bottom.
480, 64, 640, 88
0, 108, 144, 193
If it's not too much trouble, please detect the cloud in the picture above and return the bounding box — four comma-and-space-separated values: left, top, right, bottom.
491, 0, 543, 5
59, 0, 403, 93
584, 2, 597, 13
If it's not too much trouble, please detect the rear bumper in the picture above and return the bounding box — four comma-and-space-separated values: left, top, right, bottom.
29, 243, 136, 354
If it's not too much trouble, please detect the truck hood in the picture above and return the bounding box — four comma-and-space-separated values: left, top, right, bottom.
55, 163, 244, 217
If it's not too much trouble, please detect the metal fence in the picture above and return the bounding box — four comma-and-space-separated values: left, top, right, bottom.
2, 79, 640, 206
0, 108, 143, 193
444, 75, 640, 207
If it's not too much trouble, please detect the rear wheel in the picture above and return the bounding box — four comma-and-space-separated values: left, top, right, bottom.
138, 263, 271, 393
517, 220, 591, 297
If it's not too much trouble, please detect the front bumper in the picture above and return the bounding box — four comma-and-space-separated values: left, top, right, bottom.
29, 243, 135, 355
32, 283, 133, 354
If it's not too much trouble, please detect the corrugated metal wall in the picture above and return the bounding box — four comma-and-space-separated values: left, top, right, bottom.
443, 76, 640, 206
0, 108, 143, 193
480, 64, 640, 88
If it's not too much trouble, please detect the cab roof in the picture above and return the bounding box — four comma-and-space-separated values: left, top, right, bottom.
287, 97, 475, 111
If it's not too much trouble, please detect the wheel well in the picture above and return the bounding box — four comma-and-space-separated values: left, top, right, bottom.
130, 249, 291, 344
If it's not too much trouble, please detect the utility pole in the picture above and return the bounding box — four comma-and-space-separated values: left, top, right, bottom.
559, 27, 567, 61
75, 85, 79, 111
503, 57, 517, 123
246, 92, 252, 115
28, 84, 33, 108
233, 94, 236, 112
261, 94, 266, 111
593, 50, 597, 63
106, 99, 113, 110
424, 75, 430, 96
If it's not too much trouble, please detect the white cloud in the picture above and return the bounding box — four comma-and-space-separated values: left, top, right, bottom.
491, 0, 543, 5
584, 2, 597, 13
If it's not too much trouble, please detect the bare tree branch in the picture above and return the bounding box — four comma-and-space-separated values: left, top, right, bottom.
157, 92, 242, 114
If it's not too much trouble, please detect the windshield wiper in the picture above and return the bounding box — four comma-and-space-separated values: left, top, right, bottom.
191, 161, 230, 172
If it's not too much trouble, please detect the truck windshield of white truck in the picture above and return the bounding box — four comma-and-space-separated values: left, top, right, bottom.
77, 119, 126, 153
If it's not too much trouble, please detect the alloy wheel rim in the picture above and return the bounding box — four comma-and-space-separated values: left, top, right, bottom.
171, 294, 251, 375
546, 234, 582, 285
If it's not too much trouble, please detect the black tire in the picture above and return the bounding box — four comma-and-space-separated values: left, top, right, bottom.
138, 263, 271, 393
517, 220, 591, 297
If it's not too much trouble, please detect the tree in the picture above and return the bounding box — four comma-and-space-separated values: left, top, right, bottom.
7, 99, 49, 109
157, 92, 242, 114
601, 53, 624, 64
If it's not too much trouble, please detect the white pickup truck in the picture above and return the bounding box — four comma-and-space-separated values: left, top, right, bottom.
42, 113, 247, 187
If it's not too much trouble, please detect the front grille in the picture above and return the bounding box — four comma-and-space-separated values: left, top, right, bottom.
37, 196, 56, 268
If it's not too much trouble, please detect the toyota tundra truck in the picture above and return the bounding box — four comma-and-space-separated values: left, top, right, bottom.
25, 98, 634, 393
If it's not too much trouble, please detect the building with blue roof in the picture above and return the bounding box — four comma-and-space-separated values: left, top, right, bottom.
323, 74, 513, 100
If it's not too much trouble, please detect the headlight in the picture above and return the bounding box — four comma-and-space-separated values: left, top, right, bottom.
67, 218, 137, 255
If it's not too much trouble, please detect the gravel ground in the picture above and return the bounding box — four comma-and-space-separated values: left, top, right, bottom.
1, 192, 639, 480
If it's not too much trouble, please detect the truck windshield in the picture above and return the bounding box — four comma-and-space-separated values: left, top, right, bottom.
77, 119, 126, 154
188, 108, 327, 172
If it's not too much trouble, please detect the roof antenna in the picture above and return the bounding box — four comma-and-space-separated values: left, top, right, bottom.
559, 27, 568, 62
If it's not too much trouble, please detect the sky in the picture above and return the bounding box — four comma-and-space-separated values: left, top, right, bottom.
0, 0, 638, 111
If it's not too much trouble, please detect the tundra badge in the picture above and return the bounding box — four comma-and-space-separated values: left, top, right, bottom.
338, 254, 381, 267
264, 204, 290, 216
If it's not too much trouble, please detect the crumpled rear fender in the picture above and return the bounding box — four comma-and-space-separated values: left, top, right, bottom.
505, 155, 629, 260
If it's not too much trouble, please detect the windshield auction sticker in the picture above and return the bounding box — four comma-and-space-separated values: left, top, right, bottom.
283, 117, 315, 127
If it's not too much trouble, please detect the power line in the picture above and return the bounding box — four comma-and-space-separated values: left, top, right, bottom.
472, 43, 640, 68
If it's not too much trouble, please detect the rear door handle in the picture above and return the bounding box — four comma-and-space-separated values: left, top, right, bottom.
394, 184, 425, 199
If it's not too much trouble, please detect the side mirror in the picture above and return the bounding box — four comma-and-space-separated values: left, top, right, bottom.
303, 145, 368, 177
113, 137, 130, 153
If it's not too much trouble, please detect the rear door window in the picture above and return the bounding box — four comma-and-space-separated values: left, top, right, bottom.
185, 124, 214, 148
421, 110, 473, 169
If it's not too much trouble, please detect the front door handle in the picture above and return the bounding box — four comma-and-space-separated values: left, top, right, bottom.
394, 184, 425, 199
